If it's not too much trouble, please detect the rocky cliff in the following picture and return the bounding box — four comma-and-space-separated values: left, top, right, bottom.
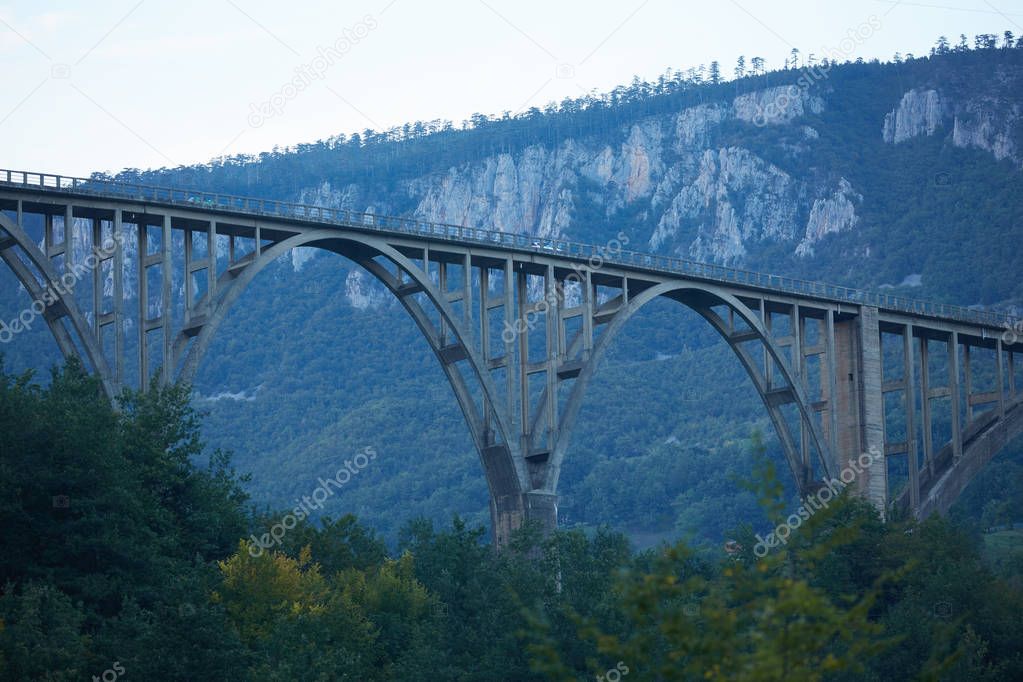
291, 84, 858, 294
882, 86, 1020, 163
43, 59, 1023, 317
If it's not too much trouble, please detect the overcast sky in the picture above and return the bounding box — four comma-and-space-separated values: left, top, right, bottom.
1, 0, 1020, 176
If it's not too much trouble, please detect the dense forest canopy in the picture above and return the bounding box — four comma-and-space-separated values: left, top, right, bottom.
1, 361, 1022, 680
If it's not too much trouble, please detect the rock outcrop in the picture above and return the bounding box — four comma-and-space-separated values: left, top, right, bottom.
287, 84, 862, 305
882, 87, 1020, 164
883, 89, 946, 143
796, 178, 862, 257
652, 147, 800, 264
952, 101, 1018, 162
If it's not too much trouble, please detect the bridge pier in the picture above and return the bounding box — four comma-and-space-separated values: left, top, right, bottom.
490, 490, 558, 548
831, 307, 888, 517
857, 307, 888, 515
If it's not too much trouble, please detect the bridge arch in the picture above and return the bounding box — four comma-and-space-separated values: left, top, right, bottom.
173, 230, 530, 530
544, 280, 834, 497
0, 211, 116, 397
897, 391, 1023, 518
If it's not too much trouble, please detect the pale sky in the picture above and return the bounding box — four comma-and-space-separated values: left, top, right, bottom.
1, 0, 1021, 177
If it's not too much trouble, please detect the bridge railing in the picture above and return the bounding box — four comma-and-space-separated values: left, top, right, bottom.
0, 168, 1015, 330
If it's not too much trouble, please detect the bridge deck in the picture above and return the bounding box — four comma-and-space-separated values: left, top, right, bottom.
0, 168, 1013, 332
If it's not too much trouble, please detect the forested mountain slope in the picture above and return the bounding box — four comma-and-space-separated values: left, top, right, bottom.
4, 40, 1023, 544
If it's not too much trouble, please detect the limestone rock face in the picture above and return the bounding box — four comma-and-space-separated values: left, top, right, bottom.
883, 89, 946, 143
344, 270, 388, 310
294, 181, 364, 271
288, 84, 860, 305
952, 102, 1018, 161
47, 84, 866, 311
882, 87, 1020, 164
405, 87, 841, 269
675, 104, 727, 150
651, 147, 800, 264
410, 144, 578, 238
733, 85, 824, 126
796, 178, 862, 257
299, 180, 362, 212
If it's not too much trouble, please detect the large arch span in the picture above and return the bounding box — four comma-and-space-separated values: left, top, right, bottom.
2, 169, 1021, 543
529, 281, 834, 496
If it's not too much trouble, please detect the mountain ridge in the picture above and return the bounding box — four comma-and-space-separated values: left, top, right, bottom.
4, 42, 1023, 544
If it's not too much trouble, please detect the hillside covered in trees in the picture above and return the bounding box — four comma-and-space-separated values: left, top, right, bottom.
2, 362, 1023, 680
2, 34, 1023, 548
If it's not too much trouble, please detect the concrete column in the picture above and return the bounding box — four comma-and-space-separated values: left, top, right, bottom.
526, 490, 558, 535
950, 332, 963, 460
113, 209, 124, 392
763, 301, 774, 390
91, 217, 101, 335
997, 338, 1005, 418
920, 337, 933, 473
438, 262, 448, 346
794, 305, 810, 472
64, 205, 73, 275
184, 227, 194, 313
859, 307, 887, 514
964, 344, 974, 423
545, 264, 557, 450
490, 490, 558, 548
208, 220, 217, 303
44, 213, 53, 257
161, 214, 172, 386
582, 269, 593, 357
837, 306, 887, 516
904, 325, 919, 514
825, 309, 840, 472
832, 317, 861, 478
480, 267, 492, 440
138, 220, 148, 388
463, 253, 472, 329
491, 492, 523, 549
1010, 351, 1017, 399
516, 269, 529, 452
503, 259, 515, 425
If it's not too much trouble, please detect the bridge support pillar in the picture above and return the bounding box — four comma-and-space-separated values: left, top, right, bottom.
856, 307, 888, 516
831, 316, 859, 478
490, 490, 558, 548
833, 307, 887, 517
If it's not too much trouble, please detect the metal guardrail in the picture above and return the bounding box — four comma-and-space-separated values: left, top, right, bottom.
0, 168, 1015, 331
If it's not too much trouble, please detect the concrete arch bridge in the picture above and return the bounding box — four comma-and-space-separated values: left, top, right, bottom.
1, 169, 1020, 544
